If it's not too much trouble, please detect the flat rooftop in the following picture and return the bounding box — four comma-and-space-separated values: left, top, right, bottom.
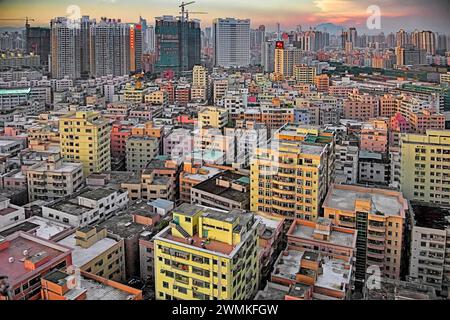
412, 203, 450, 230
148, 198, 174, 211
255, 282, 290, 300
47, 199, 91, 216
31, 161, 82, 173
365, 278, 436, 300
183, 166, 222, 182
0, 233, 70, 285
0, 207, 18, 216
323, 184, 405, 217
273, 249, 304, 281
289, 221, 355, 248
161, 228, 235, 256
315, 257, 350, 292
192, 171, 250, 204
78, 188, 116, 201
0, 216, 71, 240
96, 214, 149, 239
43, 269, 139, 300
272, 248, 350, 293
57, 233, 118, 267
125, 201, 158, 218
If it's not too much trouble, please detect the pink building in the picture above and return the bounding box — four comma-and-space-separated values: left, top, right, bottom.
390, 112, 410, 133
175, 115, 196, 125
0, 232, 72, 300
343, 90, 379, 121
110, 123, 132, 159
360, 119, 389, 153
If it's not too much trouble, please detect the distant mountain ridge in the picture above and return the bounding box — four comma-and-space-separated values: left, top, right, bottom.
315, 23, 344, 35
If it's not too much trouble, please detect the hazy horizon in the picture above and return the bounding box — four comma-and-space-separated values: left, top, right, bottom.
0, 0, 449, 34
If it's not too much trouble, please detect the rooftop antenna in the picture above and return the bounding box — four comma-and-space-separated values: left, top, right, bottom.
277, 22, 281, 40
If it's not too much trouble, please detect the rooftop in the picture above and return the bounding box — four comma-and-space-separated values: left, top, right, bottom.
162, 229, 235, 256
148, 198, 174, 211
0, 216, 72, 240
323, 184, 406, 217
43, 269, 139, 300
183, 165, 222, 182
412, 202, 450, 230
0, 232, 70, 285
78, 188, 117, 201
255, 282, 290, 300
0, 88, 31, 95
272, 248, 351, 293
289, 220, 356, 248
47, 200, 91, 216
57, 233, 118, 267
97, 213, 150, 239
192, 171, 250, 204
365, 278, 437, 300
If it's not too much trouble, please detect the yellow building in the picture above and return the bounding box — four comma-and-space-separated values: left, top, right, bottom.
274, 45, 304, 79
400, 130, 450, 204
293, 64, 316, 84
250, 124, 335, 220
153, 203, 260, 300
123, 83, 145, 103
198, 106, 229, 130
193, 65, 208, 87
59, 111, 111, 176
145, 90, 168, 106
58, 227, 126, 282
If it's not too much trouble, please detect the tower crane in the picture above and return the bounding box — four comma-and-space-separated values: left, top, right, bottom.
179, 11, 208, 21
179, 1, 196, 22
0, 17, 35, 28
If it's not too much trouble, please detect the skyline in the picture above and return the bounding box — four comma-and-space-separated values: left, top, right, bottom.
0, 0, 449, 33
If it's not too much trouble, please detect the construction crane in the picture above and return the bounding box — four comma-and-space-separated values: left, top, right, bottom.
0, 17, 35, 28
179, 10, 208, 21
179, 1, 196, 22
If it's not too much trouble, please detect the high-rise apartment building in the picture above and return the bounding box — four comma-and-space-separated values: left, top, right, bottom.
26, 26, 50, 66
155, 15, 201, 74
411, 30, 436, 55
153, 203, 260, 300
395, 44, 426, 66
399, 130, 450, 205
191, 65, 208, 102
213, 18, 250, 68
50, 17, 81, 79
396, 29, 409, 47
274, 42, 304, 79
250, 124, 335, 220
59, 111, 111, 176
80, 16, 94, 78
89, 18, 130, 77
262, 40, 276, 73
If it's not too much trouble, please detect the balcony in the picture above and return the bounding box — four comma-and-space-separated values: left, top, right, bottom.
368, 224, 385, 233
367, 251, 385, 260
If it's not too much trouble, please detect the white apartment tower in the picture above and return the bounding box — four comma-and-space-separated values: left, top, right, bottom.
213, 18, 251, 68
50, 17, 81, 79
89, 18, 131, 77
